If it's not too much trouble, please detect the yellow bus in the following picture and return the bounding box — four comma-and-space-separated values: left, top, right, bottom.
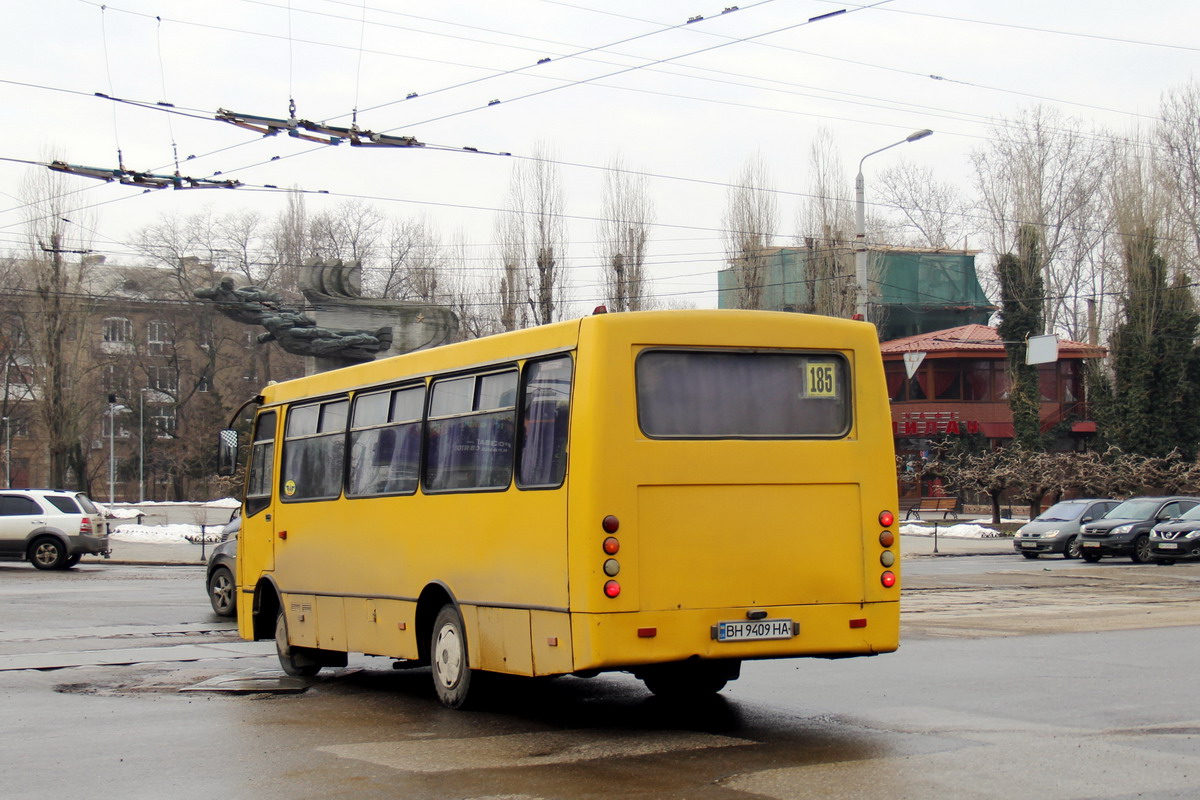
218, 309, 900, 707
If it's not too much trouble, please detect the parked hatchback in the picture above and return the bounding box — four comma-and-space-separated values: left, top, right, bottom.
1148, 504, 1200, 564
1078, 496, 1200, 563
0, 489, 112, 569
1013, 499, 1121, 559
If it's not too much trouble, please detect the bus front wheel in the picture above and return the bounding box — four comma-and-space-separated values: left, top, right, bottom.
275, 610, 321, 677
431, 605, 473, 708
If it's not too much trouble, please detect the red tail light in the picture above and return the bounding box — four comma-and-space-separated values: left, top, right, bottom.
80, 517, 92, 535
881, 571, 896, 588
604, 580, 621, 598
879, 510, 895, 528
602, 515, 620, 533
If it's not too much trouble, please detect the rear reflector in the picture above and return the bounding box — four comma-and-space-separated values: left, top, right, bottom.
637, 628, 657, 638
849, 618, 867, 629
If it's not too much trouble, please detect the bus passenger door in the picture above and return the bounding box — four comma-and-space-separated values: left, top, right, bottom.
239, 410, 278, 593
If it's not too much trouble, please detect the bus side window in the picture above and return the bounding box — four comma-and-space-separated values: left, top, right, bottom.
517, 356, 572, 489
348, 385, 424, 497
425, 369, 517, 493
245, 410, 277, 517
281, 399, 348, 502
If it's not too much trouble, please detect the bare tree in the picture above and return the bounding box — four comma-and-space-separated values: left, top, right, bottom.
971, 105, 1110, 339
502, 144, 569, 326
1156, 80, 1200, 279
130, 208, 273, 295
793, 129, 854, 316
723, 153, 778, 310
17, 163, 104, 491
309, 198, 385, 266
272, 188, 309, 292
597, 156, 655, 312
443, 232, 502, 341
373, 216, 445, 302
876, 161, 976, 250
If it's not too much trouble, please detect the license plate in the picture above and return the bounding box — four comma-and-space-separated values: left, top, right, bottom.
714, 619, 795, 642
1082, 541, 1100, 547
1157, 542, 1179, 550
1020, 541, 1038, 548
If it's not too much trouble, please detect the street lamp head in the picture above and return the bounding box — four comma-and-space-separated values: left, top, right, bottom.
906, 129, 933, 143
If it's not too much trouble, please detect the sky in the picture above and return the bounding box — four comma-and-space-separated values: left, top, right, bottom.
2, 0, 1198, 313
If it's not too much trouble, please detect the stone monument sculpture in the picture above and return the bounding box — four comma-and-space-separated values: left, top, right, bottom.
195, 259, 458, 373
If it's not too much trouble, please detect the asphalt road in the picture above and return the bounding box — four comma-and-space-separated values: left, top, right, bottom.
1, 558, 1198, 799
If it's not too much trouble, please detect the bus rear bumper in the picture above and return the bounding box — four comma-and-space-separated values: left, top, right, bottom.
569, 601, 899, 672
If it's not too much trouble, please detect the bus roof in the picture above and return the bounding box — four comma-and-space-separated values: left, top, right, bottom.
255, 309, 876, 406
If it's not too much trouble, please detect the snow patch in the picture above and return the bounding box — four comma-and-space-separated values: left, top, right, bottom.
900, 522, 1003, 539
111, 523, 221, 544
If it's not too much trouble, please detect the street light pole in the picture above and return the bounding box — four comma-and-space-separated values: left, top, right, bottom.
2, 416, 10, 489
139, 389, 147, 503
107, 395, 116, 503
854, 129, 933, 322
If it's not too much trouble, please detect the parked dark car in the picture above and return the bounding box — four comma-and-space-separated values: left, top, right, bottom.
205, 511, 239, 617
1013, 499, 1121, 559
1078, 496, 1200, 563
1148, 504, 1200, 564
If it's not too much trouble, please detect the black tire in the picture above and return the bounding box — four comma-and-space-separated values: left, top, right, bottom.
1064, 536, 1081, 559
430, 604, 473, 709
29, 536, 68, 570
1022, 552, 1039, 559
641, 661, 738, 698
1081, 552, 1102, 563
1131, 534, 1152, 563
64, 554, 82, 568
207, 566, 237, 617
275, 610, 320, 677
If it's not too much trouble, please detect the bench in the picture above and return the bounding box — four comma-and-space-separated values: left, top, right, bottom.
905, 496, 959, 520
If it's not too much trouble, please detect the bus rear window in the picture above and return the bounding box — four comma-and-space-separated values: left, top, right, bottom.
636, 350, 850, 438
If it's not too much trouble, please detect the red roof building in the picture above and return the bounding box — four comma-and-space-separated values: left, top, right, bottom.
880, 325, 1105, 485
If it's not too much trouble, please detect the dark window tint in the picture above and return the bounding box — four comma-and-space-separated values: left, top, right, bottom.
282, 400, 348, 502
0, 495, 43, 516
246, 410, 277, 516
518, 357, 572, 488
74, 494, 101, 514
44, 496, 82, 514
425, 370, 517, 492
348, 385, 425, 497
637, 350, 850, 438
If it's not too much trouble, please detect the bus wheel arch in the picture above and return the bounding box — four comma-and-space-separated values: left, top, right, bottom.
415, 583, 457, 665
251, 577, 282, 641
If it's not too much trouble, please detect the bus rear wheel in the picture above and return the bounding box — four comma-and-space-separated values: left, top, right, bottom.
431, 605, 473, 708
640, 660, 740, 699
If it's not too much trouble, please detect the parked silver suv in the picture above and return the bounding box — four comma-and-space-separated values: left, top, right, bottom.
0, 489, 112, 570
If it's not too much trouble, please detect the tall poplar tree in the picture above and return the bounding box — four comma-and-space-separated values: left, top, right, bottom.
996, 225, 1046, 450
1105, 229, 1200, 457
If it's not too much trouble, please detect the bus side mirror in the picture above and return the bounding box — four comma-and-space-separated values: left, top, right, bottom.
217, 428, 239, 477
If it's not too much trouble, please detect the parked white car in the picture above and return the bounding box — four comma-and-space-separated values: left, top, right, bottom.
0, 489, 112, 569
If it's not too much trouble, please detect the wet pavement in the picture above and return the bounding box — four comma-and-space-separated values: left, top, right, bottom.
7, 539, 1198, 799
